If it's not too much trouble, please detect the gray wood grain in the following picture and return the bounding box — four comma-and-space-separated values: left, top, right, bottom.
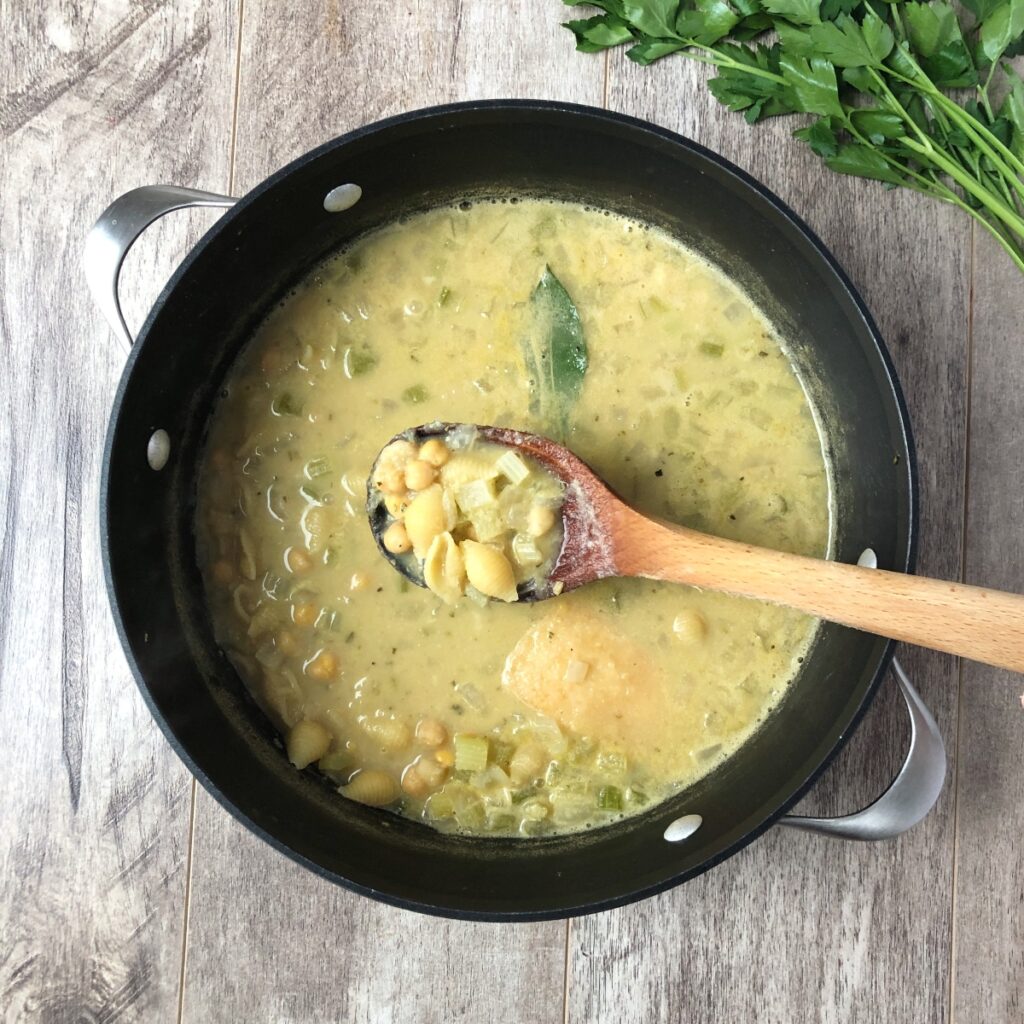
953, 229, 1024, 1023
566, 48, 969, 1024
179, 4, 600, 1022
0, 2, 238, 1020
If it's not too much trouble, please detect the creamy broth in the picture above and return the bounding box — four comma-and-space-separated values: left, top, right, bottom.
196, 198, 831, 836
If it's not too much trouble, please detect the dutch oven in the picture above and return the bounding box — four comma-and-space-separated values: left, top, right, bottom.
87, 100, 945, 920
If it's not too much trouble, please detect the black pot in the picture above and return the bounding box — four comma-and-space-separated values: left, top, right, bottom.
97, 100, 917, 920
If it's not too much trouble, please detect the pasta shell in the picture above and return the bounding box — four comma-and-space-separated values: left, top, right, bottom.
461, 540, 518, 602
423, 532, 466, 604
404, 484, 447, 556
342, 769, 400, 807
286, 719, 332, 769
359, 716, 412, 752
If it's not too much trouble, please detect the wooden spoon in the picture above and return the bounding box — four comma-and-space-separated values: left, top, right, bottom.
368, 423, 1024, 673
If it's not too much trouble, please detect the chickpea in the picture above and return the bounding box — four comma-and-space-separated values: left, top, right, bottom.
509, 742, 547, 784
293, 601, 318, 627
276, 630, 299, 656
374, 465, 407, 494
435, 747, 456, 768
383, 492, 411, 517
415, 717, 448, 748
306, 650, 338, 681
527, 504, 557, 537
382, 521, 412, 555
414, 755, 448, 788
374, 440, 417, 494
287, 547, 314, 573
401, 764, 430, 798
672, 610, 707, 643
404, 459, 437, 492
211, 559, 235, 585
418, 438, 450, 467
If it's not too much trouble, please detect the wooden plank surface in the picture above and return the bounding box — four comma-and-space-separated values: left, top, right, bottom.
953, 230, 1024, 1023
568, 45, 969, 1024
4, 1, 1023, 1022
0, 2, 238, 1021
177, 4, 600, 1022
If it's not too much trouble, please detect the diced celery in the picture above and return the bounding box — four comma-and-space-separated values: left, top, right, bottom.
424, 791, 455, 820
438, 286, 452, 306
597, 785, 623, 811
486, 811, 517, 832
455, 478, 497, 512
627, 787, 649, 806
511, 786, 539, 804
299, 484, 324, 504
343, 346, 378, 377
495, 450, 530, 484
490, 740, 516, 772
453, 733, 489, 773
469, 506, 507, 542
700, 341, 724, 357
647, 295, 669, 314
566, 737, 596, 765
454, 800, 486, 830
305, 456, 331, 479
511, 533, 543, 568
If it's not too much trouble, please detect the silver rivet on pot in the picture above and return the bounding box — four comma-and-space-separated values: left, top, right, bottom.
663, 813, 703, 843
147, 429, 170, 471
323, 183, 362, 213
857, 548, 878, 569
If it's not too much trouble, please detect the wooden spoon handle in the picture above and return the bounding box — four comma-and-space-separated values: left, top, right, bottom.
616, 512, 1024, 672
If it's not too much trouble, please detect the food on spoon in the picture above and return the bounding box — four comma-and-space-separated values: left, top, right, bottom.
368, 428, 565, 604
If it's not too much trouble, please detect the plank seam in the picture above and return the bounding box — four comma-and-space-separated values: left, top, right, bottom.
946, 213, 975, 1024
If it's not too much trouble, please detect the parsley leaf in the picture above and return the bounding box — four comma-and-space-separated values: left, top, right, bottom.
561, 0, 1024, 275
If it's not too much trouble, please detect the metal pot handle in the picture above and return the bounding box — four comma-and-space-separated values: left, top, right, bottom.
778, 552, 947, 840
84, 185, 237, 350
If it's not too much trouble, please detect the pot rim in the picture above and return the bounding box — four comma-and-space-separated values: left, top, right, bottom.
100, 98, 918, 920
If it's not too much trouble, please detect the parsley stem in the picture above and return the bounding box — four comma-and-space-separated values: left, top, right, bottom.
885, 63, 1024, 183
901, 136, 1024, 236
683, 42, 788, 85
931, 184, 1024, 274
978, 61, 999, 122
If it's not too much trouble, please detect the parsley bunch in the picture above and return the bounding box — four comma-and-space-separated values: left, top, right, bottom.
563, 0, 1024, 272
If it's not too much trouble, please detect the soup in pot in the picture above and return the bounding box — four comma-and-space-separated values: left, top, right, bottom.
195, 198, 831, 836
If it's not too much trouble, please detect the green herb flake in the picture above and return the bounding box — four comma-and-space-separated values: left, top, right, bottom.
272, 392, 303, 417
402, 384, 429, 404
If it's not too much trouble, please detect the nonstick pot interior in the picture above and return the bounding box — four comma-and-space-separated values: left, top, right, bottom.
103, 101, 914, 919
